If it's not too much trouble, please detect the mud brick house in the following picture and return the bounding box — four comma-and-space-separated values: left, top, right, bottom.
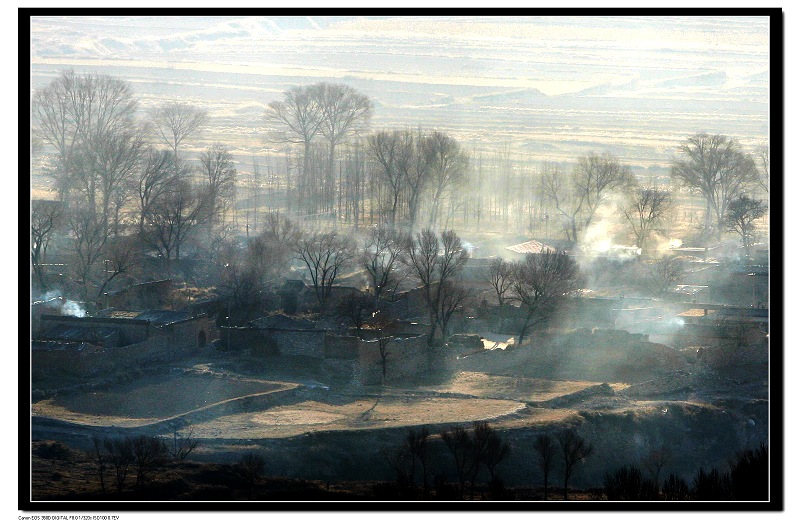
324, 332, 430, 385
32, 309, 216, 376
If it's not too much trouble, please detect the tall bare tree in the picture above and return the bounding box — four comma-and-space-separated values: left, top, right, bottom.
441, 425, 476, 500
425, 131, 469, 229
199, 143, 237, 225
32, 71, 141, 212
647, 255, 685, 297
368, 130, 412, 227
542, 154, 634, 243
67, 207, 111, 303
510, 249, 582, 347
557, 428, 593, 500
622, 187, 673, 250
264, 84, 324, 210
318, 83, 373, 213
405, 229, 469, 346
533, 434, 557, 500
142, 179, 213, 261
671, 133, 759, 238
248, 213, 300, 284
483, 258, 514, 308
756, 143, 769, 195
133, 148, 181, 233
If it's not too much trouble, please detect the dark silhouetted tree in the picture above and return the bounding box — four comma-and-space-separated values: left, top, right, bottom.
405, 229, 469, 346
557, 428, 593, 500
131, 435, 168, 490
295, 230, 356, 312
237, 452, 266, 499
729, 444, 768, 501
533, 433, 557, 500
510, 249, 582, 346
441, 425, 475, 500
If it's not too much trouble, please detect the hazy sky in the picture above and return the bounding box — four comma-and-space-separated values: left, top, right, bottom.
28, 15, 772, 173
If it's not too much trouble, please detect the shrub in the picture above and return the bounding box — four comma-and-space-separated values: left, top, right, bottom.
662, 473, 690, 500
34, 441, 72, 461
604, 465, 659, 500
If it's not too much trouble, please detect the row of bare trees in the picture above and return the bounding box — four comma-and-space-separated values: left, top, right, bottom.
382, 423, 596, 501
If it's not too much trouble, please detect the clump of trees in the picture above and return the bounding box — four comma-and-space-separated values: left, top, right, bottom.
404, 229, 470, 346
31, 70, 233, 306
671, 133, 760, 240
602, 443, 768, 501
382, 421, 511, 500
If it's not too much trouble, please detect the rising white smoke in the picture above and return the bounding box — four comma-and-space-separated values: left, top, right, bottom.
60, 300, 86, 318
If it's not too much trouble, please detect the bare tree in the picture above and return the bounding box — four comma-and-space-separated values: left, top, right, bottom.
510, 249, 582, 347
32, 71, 141, 212
370, 309, 399, 384
671, 133, 759, 239
441, 425, 475, 500
248, 213, 300, 284
265, 84, 324, 210
405, 229, 469, 346
217, 239, 263, 312
725, 194, 767, 257
142, 179, 213, 261
295, 230, 356, 311
95, 235, 140, 301
369, 129, 412, 226
647, 255, 685, 297
756, 143, 769, 195
199, 143, 237, 225
337, 290, 373, 338
482, 424, 511, 486
91, 436, 108, 494
103, 437, 134, 493
533, 434, 557, 500
318, 83, 373, 212
31, 200, 64, 291
623, 187, 673, 250
557, 428, 593, 500
360, 224, 408, 306
168, 426, 199, 462
542, 154, 634, 243
425, 131, 469, 229
643, 446, 672, 492
405, 427, 432, 495
131, 435, 168, 490
68, 207, 111, 303
133, 148, 181, 233
483, 258, 513, 308
150, 102, 207, 160
237, 452, 266, 499
438, 280, 470, 340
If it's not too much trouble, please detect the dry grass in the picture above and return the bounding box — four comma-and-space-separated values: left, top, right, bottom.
184, 396, 528, 439
432, 371, 599, 402
32, 368, 297, 427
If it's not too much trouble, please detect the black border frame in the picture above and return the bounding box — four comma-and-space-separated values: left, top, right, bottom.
20, 7, 784, 513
